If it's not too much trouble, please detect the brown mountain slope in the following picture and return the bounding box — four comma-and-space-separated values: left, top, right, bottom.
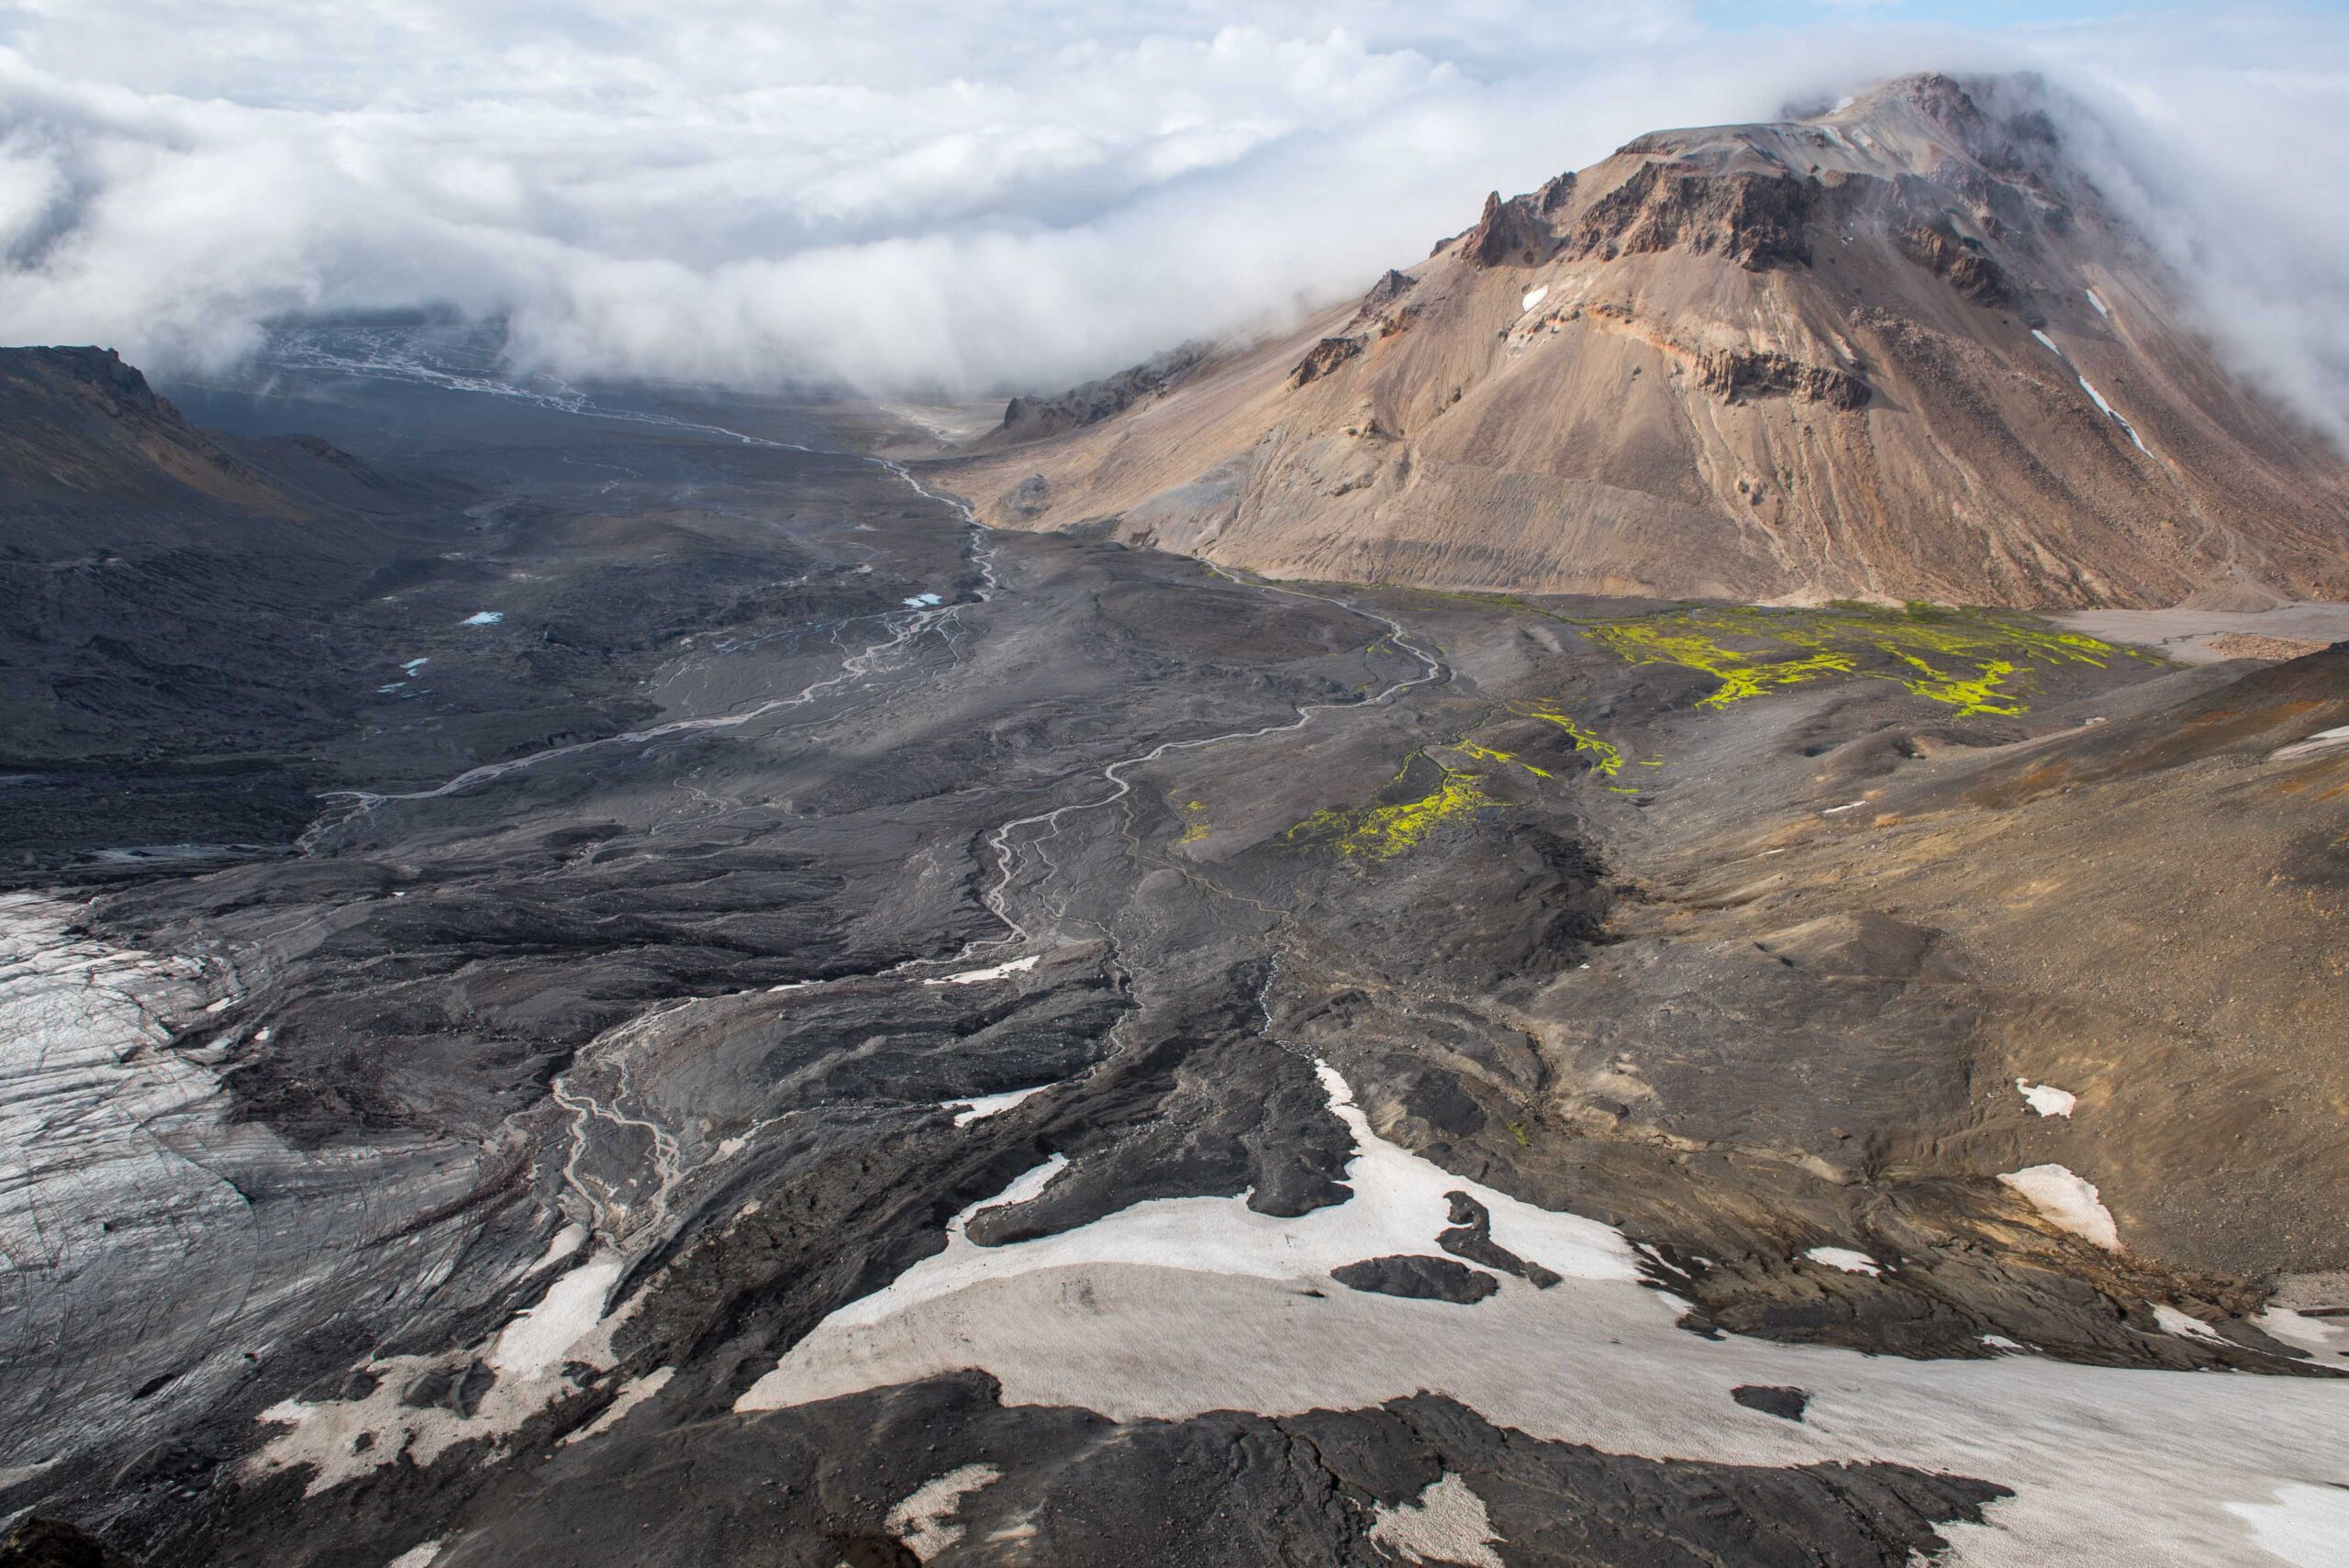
0, 346, 305, 519
944, 74, 2349, 608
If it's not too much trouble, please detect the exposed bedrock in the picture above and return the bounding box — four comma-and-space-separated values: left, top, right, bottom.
5, 335, 2344, 1567
950, 72, 2349, 607
1331, 1254, 1500, 1303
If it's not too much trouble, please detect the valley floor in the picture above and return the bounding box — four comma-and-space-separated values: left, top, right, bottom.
3, 338, 2345, 1567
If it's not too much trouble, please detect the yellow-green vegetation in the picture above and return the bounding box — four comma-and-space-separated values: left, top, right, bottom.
1177, 799, 1210, 845
1508, 702, 1625, 775
1575, 602, 2118, 717
1440, 740, 1553, 779
1287, 764, 1492, 860
1506, 701, 1655, 794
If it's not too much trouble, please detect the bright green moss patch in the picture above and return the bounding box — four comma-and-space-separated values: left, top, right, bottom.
1575, 604, 2117, 717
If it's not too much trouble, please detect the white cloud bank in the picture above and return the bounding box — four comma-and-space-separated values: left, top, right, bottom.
0, 1, 2344, 435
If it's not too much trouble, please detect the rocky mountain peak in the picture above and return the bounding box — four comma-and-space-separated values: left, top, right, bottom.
953, 71, 2349, 609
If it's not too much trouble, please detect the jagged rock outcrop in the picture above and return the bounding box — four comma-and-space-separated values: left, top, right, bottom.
1697, 349, 1871, 409
1894, 215, 2009, 306
1287, 336, 1364, 388
988, 341, 1210, 445
1566, 161, 1817, 271
1347, 268, 1418, 327
951, 72, 2349, 607
1461, 190, 1553, 268
0, 348, 295, 516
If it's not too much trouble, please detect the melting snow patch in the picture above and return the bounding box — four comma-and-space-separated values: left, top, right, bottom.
459, 611, 504, 626
2254, 1307, 2349, 1360
487, 1253, 624, 1378
249, 1244, 648, 1496
531, 1222, 588, 1273
384, 1543, 441, 1568
1371, 1473, 1505, 1568
946, 1084, 1052, 1126
736, 1065, 1638, 1410
975, 1153, 1069, 1216
1820, 800, 1867, 816
2032, 328, 2064, 355
2153, 1304, 2227, 1344
2087, 288, 2111, 317
925, 955, 1041, 985
1805, 1247, 1884, 1276
2224, 1483, 2349, 1568
2274, 725, 2349, 762
1520, 285, 1549, 313
2016, 1080, 2077, 1118
901, 592, 944, 607
1999, 1164, 2121, 1250
1981, 1334, 2026, 1352
401, 659, 429, 673
376, 683, 408, 693
717, 1057, 2349, 1559
886, 1463, 1002, 1560
2076, 376, 2149, 451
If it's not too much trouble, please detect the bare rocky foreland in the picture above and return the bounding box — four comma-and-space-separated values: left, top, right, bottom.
1, 317, 2344, 1568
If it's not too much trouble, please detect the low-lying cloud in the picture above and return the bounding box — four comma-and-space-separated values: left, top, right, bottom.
0, 1, 2344, 441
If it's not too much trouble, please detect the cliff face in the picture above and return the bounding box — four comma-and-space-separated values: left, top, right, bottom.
0, 347, 302, 517
945, 74, 2349, 608
982, 341, 1210, 447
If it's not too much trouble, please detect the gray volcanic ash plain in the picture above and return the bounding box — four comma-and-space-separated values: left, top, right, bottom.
0, 324, 2345, 1568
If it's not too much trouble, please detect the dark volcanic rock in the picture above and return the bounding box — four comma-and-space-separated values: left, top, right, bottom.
1732, 1385, 1810, 1421
0, 1518, 139, 1568
994, 342, 1210, 444
8, 328, 2335, 1568
400, 1360, 495, 1418
1439, 1190, 1562, 1287
1331, 1254, 1499, 1303
382, 1379, 2009, 1568
963, 1007, 1353, 1245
